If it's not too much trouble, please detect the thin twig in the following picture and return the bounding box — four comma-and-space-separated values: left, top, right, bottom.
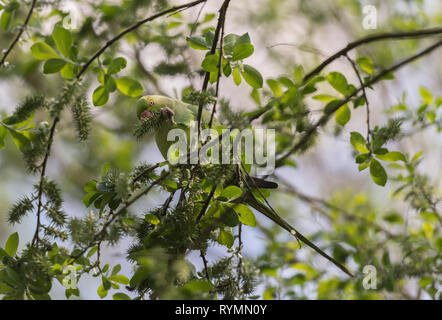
0, 0, 38, 66
303, 27, 442, 83
208, 20, 226, 129
276, 176, 398, 238
345, 53, 371, 148
276, 39, 442, 167
189, 0, 207, 36
31, 117, 59, 248
196, 0, 231, 136
132, 161, 163, 184
71, 173, 169, 261
237, 223, 243, 288
267, 42, 328, 57
76, 0, 207, 79
161, 191, 176, 216
196, 184, 216, 222
178, 167, 196, 206
200, 249, 211, 282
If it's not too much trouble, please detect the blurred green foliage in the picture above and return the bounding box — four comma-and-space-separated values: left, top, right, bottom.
0, 0, 441, 300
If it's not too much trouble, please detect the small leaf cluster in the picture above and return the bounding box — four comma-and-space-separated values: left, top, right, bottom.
188, 32, 263, 89
0, 1, 19, 31
91, 57, 143, 106
350, 122, 405, 187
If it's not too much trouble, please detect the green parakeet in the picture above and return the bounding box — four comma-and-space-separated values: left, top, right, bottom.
136, 95, 353, 277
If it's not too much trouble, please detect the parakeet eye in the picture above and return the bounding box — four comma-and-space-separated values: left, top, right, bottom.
149, 100, 154, 106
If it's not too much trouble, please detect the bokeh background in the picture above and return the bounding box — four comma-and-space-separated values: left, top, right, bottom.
1, 0, 441, 299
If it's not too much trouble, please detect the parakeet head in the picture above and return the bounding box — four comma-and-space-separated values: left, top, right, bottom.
136, 95, 174, 119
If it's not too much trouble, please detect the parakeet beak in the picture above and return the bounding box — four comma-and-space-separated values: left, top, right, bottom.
140, 109, 153, 119
136, 97, 152, 119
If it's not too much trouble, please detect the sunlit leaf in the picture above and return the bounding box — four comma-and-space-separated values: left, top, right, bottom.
116, 77, 143, 97
5, 232, 19, 257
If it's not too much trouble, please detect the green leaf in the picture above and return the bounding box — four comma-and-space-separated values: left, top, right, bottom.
383, 212, 403, 224
358, 162, 370, 172
370, 159, 387, 186
83, 192, 99, 207
113, 292, 131, 300
92, 85, 109, 106
130, 267, 149, 288
111, 264, 121, 276
31, 42, 60, 60
52, 25, 72, 58
97, 284, 108, 299
200, 13, 215, 23
0, 125, 6, 149
5, 1, 20, 11
182, 279, 212, 292
313, 94, 336, 102
116, 77, 143, 98
237, 33, 251, 45
419, 87, 432, 105
241, 64, 263, 89
376, 151, 406, 162
1, 10, 13, 31
43, 59, 66, 74
5, 232, 19, 257
267, 79, 283, 97
232, 67, 241, 86
101, 163, 110, 176
108, 57, 127, 74
60, 63, 76, 79
221, 186, 242, 200
357, 56, 374, 74
102, 276, 111, 290
224, 34, 240, 54
293, 65, 304, 84
223, 61, 232, 77
335, 104, 351, 126
218, 229, 234, 248
201, 54, 219, 72
250, 88, 261, 105
104, 75, 117, 92
109, 275, 130, 285
84, 180, 97, 192
145, 214, 160, 225
186, 36, 210, 50
232, 43, 254, 61
327, 72, 349, 95
233, 204, 256, 227
8, 129, 31, 151
350, 132, 369, 153
435, 96, 442, 108
86, 246, 97, 258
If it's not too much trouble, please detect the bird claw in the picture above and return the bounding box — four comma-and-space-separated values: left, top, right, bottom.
161, 107, 176, 124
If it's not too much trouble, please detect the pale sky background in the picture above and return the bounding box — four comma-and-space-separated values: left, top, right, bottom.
0, 0, 441, 299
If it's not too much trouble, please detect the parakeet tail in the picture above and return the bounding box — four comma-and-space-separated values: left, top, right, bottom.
245, 194, 354, 277
246, 176, 278, 189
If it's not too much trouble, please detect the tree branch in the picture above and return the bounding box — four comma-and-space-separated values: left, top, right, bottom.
276, 39, 442, 167
208, 20, 226, 129
345, 53, 371, 148
196, 0, 231, 135
71, 172, 170, 261
75, 0, 207, 79
31, 116, 59, 248
0, 0, 38, 67
303, 27, 442, 83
